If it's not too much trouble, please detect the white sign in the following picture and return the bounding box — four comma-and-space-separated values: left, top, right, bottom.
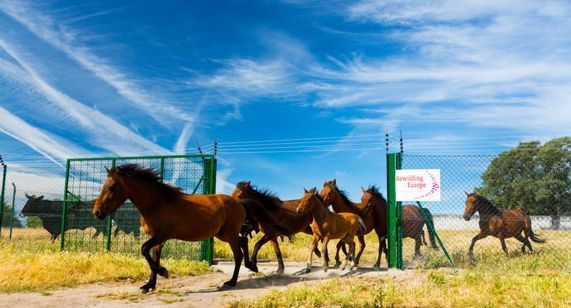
396, 169, 441, 201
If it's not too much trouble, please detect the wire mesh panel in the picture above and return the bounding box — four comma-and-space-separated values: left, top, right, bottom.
63, 155, 215, 261
400, 154, 571, 270
1, 161, 67, 251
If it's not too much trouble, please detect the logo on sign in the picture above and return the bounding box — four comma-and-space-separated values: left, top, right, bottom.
396, 169, 441, 201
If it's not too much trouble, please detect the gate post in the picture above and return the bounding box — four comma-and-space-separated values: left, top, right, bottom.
200, 156, 216, 264
387, 153, 403, 269
60, 159, 71, 250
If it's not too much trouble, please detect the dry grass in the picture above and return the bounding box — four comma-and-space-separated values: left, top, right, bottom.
0, 241, 211, 293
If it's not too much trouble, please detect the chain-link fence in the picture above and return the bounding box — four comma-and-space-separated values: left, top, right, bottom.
396, 154, 571, 270
0, 155, 215, 263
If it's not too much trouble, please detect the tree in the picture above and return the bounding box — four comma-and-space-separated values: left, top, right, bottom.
479, 137, 571, 229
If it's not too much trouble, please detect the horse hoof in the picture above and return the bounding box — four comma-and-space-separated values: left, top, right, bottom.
220, 280, 237, 289
248, 264, 259, 273
304, 268, 311, 274
140, 285, 154, 294
276, 268, 285, 275
157, 267, 169, 278
323, 267, 328, 272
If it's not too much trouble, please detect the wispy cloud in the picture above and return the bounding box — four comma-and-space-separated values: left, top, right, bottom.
0, 106, 88, 165
0, 38, 168, 157
0, 0, 195, 125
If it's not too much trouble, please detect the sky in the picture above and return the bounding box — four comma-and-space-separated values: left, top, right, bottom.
1, 0, 571, 205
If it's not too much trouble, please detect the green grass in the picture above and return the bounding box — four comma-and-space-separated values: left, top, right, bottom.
0, 241, 211, 293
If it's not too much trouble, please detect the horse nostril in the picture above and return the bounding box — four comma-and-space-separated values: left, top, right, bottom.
94, 210, 101, 218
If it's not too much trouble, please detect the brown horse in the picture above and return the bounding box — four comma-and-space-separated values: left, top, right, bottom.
297, 188, 365, 272
92, 164, 258, 292
463, 192, 545, 256
402, 205, 438, 256
232, 181, 320, 274
320, 180, 387, 268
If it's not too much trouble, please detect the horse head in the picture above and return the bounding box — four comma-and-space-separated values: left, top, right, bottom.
297, 187, 318, 214
319, 179, 337, 206
463, 191, 480, 221
93, 166, 129, 220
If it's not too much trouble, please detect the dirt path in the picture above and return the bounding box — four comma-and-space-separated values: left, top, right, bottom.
0, 262, 404, 307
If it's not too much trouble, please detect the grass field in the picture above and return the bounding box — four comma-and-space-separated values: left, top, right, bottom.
2, 225, 570, 307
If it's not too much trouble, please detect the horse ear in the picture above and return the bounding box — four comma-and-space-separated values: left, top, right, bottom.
475, 191, 481, 196
332, 179, 336, 185
303, 187, 308, 193
311, 187, 317, 194
362, 187, 366, 193
464, 191, 469, 196
104, 166, 110, 173
38, 195, 44, 201
25, 193, 32, 199
246, 181, 251, 187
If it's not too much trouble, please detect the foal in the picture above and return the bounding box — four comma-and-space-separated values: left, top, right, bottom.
296, 188, 365, 272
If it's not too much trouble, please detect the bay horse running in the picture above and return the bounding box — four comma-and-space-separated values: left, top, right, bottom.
402, 205, 438, 256
463, 192, 545, 256
297, 188, 365, 272
92, 164, 259, 292
320, 180, 387, 268
232, 181, 320, 274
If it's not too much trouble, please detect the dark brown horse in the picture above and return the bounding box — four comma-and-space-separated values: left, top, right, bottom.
297, 188, 364, 272
402, 205, 438, 256
463, 192, 545, 256
320, 180, 387, 268
232, 181, 320, 274
92, 164, 258, 292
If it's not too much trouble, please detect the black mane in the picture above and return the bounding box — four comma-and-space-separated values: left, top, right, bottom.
236, 181, 281, 211
325, 181, 361, 211
366, 185, 386, 204
112, 163, 183, 200
473, 194, 501, 216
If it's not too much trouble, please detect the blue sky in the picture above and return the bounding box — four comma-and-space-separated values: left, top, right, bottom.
1, 0, 571, 202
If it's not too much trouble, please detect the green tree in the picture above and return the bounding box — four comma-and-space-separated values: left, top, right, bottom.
480, 137, 571, 229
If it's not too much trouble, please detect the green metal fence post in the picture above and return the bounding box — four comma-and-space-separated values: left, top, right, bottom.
60, 160, 71, 251
396, 153, 403, 269
387, 153, 403, 269
200, 156, 216, 265
105, 159, 116, 252
9, 183, 15, 239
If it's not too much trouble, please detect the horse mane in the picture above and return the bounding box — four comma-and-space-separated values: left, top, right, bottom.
474, 194, 501, 216
113, 164, 182, 200
366, 185, 386, 204
236, 181, 281, 211
325, 181, 361, 211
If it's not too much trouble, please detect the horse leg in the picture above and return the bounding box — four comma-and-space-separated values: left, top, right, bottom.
353, 235, 366, 267
223, 237, 244, 287
499, 235, 508, 255
321, 236, 330, 272
334, 241, 343, 267
373, 228, 384, 269
306, 235, 319, 273
468, 232, 487, 258
422, 230, 427, 246
414, 235, 422, 257
514, 233, 527, 253
270, 238, 285, 274
251, 234, 271, 271
349, 240, 357, 270
140, 236, 167, 293
239, 235, 258, 273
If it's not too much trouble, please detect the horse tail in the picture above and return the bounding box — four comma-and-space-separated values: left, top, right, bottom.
523, 214, 546, 243
357, 216, 366, 231
423, 208, 438, 249
529, 229, 546, 243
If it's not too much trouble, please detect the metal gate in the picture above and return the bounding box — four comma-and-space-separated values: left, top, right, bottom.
60, 154, 216, 263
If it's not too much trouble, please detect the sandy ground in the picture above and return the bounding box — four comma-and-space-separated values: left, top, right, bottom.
0, 261, 406, 307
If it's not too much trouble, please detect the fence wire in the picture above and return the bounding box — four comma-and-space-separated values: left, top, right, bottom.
400, 154, 571, 270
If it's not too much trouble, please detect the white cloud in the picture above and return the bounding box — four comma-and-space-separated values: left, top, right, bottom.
0, 0, 196, 125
